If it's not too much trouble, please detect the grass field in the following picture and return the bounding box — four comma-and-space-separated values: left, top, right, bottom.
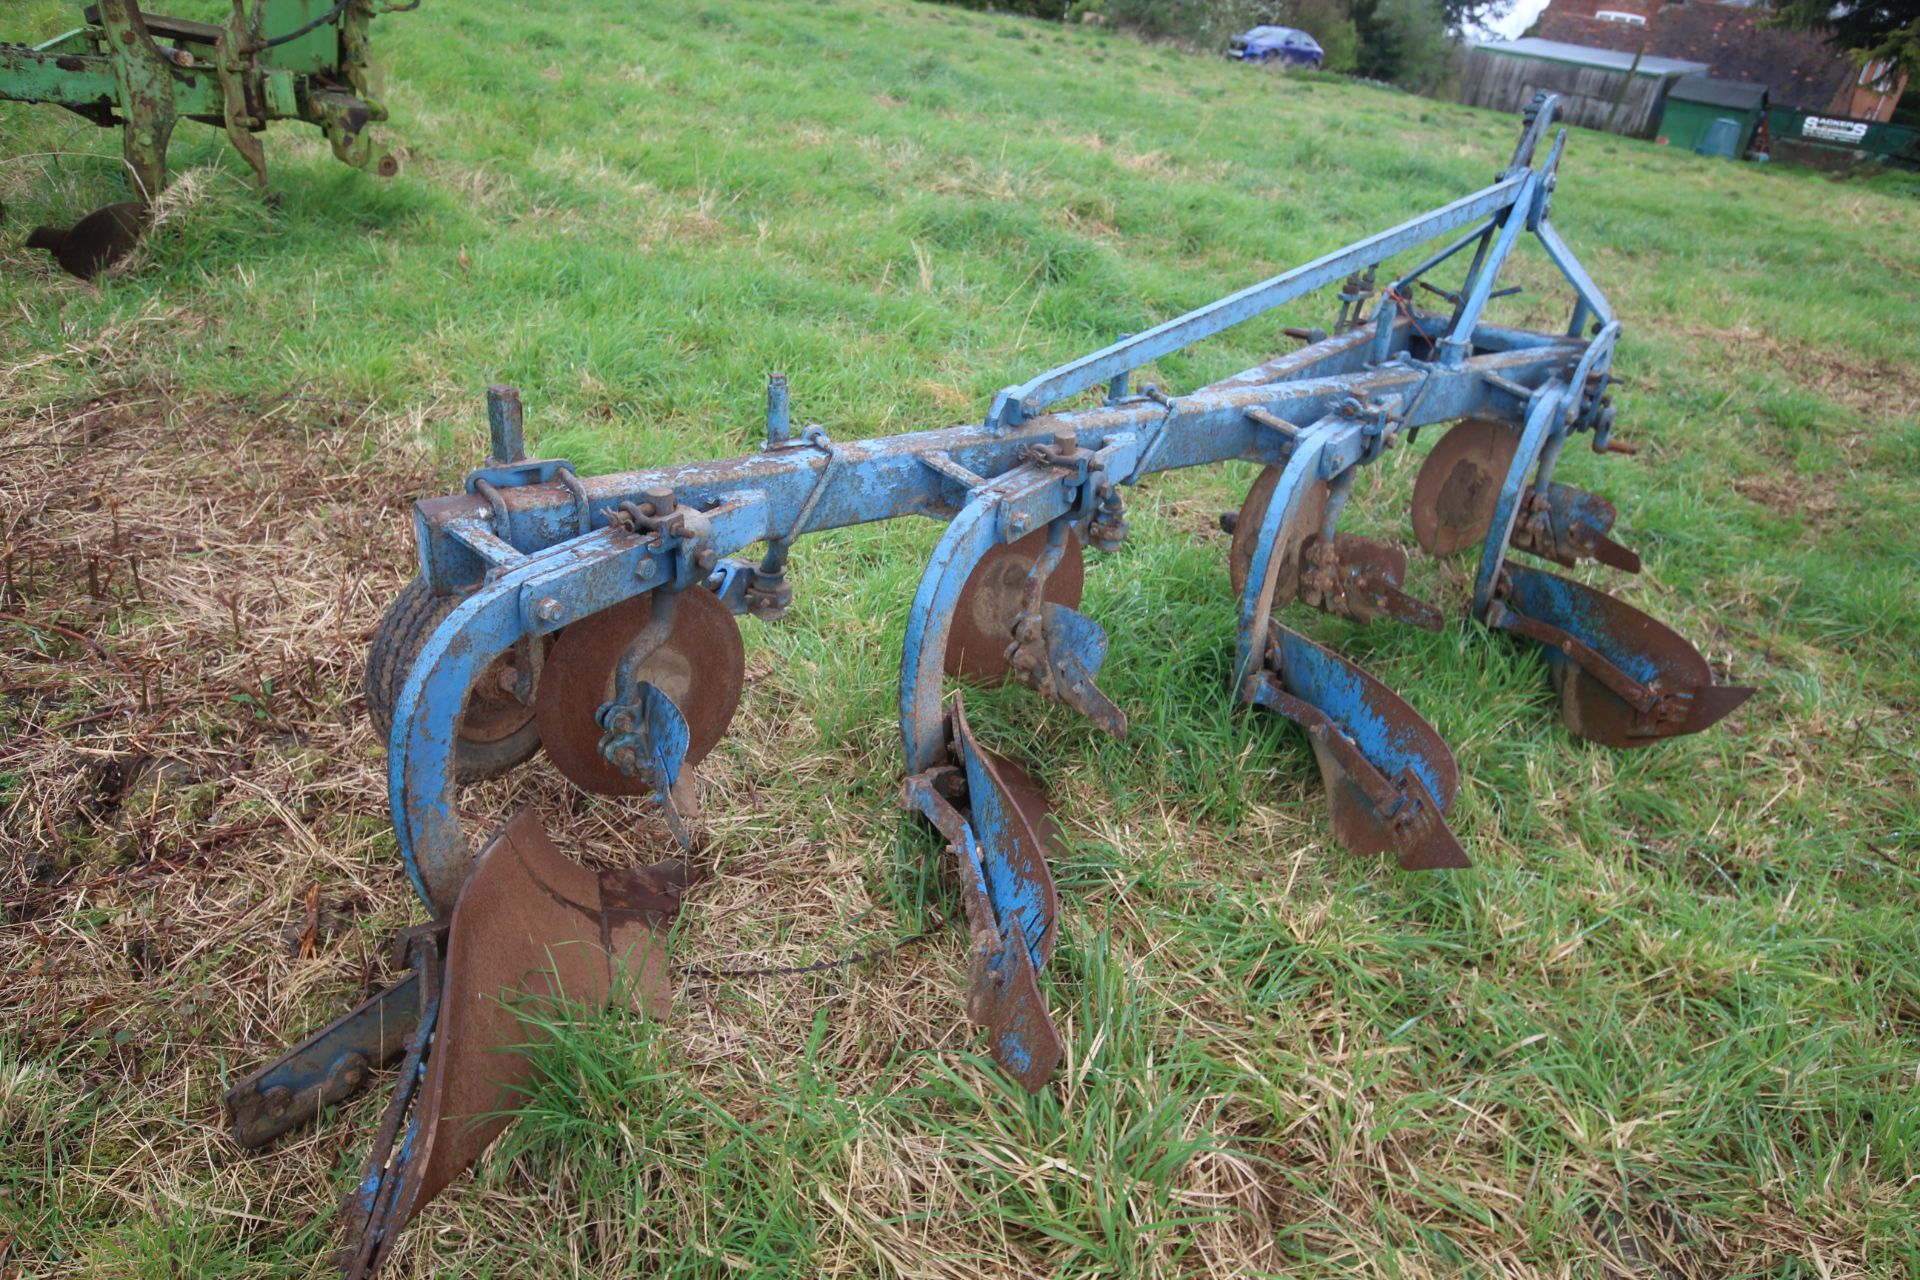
3, 1, 1919, 1276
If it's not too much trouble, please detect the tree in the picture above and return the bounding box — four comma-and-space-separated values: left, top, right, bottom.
1773, 0, 1920, 78
1350, 0, 1455, 88
1440, 0, 1515, 36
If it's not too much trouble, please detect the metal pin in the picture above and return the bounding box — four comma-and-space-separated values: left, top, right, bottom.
765, 372, 790, 448
485, 385, 525, 465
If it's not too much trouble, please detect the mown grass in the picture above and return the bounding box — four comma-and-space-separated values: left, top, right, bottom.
3, 0, 1918, 1276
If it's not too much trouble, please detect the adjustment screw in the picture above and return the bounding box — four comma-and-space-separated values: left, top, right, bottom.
644, 485, 674, 515
533, 597, 563, 623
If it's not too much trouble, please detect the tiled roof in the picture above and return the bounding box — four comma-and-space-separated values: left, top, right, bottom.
1536, 2, 1856, 112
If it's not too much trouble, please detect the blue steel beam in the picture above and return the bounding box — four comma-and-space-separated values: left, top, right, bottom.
982, 174, 1531, 431
412, 337, 1584, 594
1439, 172, 1538, 366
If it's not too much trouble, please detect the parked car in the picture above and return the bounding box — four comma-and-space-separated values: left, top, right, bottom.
1228, 26, 1324, 68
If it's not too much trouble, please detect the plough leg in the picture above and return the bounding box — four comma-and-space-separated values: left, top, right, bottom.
903, 696, 1064, 1092
1233, 428, 1466, 868
1465, 375, 1749, 747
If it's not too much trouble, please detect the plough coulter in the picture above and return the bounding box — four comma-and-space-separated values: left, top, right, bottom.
226, 96, 1751, 1273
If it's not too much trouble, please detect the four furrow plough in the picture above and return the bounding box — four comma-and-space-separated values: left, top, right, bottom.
225, 96, 1751, 1275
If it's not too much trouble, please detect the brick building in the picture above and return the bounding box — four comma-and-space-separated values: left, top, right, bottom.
1533, 0, 1906, 122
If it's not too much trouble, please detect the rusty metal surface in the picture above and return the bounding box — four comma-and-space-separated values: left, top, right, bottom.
1252, 625, 1468, 870
1007, 602, 1127, 740
24, 202, 143, 278
1410, 418, 1518, 557
1229, 464, 1330, 603
1509, 482, 1643, 573
536, 586, 742, 796
1299, 534, 1445, 631
337, 810, 684, 1277
947, 526, 1084, 681
952, 697, 1060, 967
225, 971, 422, 1150
901, 695, 1065, 1092
461, 644, 543, 745
1494, 565, 1754, 748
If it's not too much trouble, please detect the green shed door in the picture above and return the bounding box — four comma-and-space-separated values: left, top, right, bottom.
1660, 99, 1722, 152
1661, 98, 1759, 157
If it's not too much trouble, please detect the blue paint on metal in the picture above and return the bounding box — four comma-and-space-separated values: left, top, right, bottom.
1505, 565, 1662, 684
413, 348, 1570, 591
1274, 628, 1449, 803
1471, 385, 1567, 619
1542, 482, 1619, 552
997, 1024, 1034, 1074
985, 174, 1531, 429
639, 682, 690, 789
1440, 171, 1537, 366
1536, 221, 1613, 329
899, 498, 1002, 775
389, 531, 665, 914
957, 728, 1051, 970
764, 373, 790, 448
1233, 422, 1339, 687
381, 107, 1627, 927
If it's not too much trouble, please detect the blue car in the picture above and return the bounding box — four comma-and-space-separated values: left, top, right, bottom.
1229, 26, 1324, 68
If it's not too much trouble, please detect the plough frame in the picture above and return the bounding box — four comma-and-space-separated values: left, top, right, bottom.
225, 96, 1752, 1274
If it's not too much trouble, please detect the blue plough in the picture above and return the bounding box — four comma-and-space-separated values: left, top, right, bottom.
225, 96, 1751, 1275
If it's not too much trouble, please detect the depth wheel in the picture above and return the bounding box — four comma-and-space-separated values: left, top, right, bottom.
364, 579, 546, 783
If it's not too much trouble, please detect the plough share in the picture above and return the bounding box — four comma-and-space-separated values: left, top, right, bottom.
225, 97, 1751, 1274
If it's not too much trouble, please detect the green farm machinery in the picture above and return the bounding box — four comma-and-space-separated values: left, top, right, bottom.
2, 0, 415, 277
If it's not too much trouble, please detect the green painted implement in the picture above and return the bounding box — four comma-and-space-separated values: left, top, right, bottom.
2, 0, 417, 276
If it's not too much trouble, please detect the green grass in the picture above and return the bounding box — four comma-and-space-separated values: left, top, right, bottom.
3, 0, 1919, 1276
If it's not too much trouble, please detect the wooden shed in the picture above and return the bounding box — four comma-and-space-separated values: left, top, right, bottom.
1460, 38, 1709, 138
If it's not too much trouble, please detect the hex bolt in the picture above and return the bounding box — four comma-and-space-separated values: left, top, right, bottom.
533, 597, 563, 623
694, 547, 718, 573
1052, 429, 1077, 456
